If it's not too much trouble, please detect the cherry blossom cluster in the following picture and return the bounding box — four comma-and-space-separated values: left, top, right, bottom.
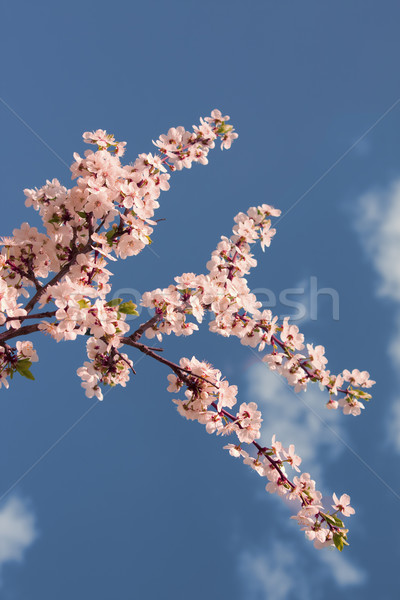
77, 338, 133, 400
0, 109, 373, 551
167, 356, 261, 441
141, 205, 375, 416
0, 110, 235, 389
165, 356, 352, 551
0, 340, 38, 388
230, 444, 353, 551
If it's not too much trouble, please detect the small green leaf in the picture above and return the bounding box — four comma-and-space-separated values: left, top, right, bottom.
105, 229, 118, 246
333, 533, 344, 552
48, 215, 61, 224
322, 513, 344, 528
15, 359, 35, 381
321, 513, 334, 525
106, 298, 122, 307
16, 358, 31, 369
76, 211, 87, 218
119, 301, 139, 315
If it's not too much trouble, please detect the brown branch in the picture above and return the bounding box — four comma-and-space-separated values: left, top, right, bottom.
22, 240, 92, 317
4, 311, 56, 323
115, 350, 136, 375
129, 313, 162, 342
121, 338, 181, 375
0, 323, 42, 343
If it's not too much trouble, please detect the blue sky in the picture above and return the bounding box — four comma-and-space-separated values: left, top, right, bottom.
1, 1, 400, 598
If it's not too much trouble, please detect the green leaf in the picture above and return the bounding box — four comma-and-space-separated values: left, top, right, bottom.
15, 359, 35, 381
48, 215, 61, 224
76, 211, 87, 218
333, 516, 344, 528
333, 533, 344, 552
106, 298, 122, 307
322, 513, 344, 528
18, 358, 30, 365
321, 514, 334, 525
119, 301, 139, 315
105, 229, 117, 246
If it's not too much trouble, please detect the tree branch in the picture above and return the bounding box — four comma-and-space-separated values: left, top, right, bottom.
0, 323, 41, 343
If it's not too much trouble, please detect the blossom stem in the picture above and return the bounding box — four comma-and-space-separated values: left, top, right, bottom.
22, 241, 92, 317
4, 311, 56, 322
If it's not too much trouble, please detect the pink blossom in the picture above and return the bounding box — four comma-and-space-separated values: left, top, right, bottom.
235, 402, 262, 444
332, 493, 355, 517
282, 444, 302, 472
0, 110, 372, 552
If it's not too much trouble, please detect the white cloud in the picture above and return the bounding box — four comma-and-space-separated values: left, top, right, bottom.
317, 548, 367, 586
239, 540, 366, 599
389, 313, 400, 370
386, 400, 400, 453
0, 497, 37, 572
354, 181, 400, 450
245, 361, 345, 481
356, 181, 400, 302
239, 542, 309, 600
